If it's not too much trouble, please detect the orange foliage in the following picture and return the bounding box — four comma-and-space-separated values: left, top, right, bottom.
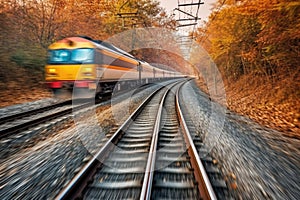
195, 0, 300, 78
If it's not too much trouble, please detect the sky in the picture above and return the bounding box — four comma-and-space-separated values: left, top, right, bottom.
156, 1, 217, 57
158, 0, 217, 24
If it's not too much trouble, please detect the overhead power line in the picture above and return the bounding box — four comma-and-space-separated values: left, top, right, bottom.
175, 0, 204, 59
178, 2, 204, 7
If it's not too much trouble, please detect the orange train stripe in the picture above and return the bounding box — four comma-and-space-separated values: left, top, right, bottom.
101, 50, 137, 65
102, 65, 134, 71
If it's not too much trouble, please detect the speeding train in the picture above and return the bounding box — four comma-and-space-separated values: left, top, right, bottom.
45, 36, 182, 98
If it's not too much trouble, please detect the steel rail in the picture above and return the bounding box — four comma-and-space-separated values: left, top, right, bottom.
176, 81, 217, 200
0, 81, 177, 139
0, 101, 91, 138
55, 79, 214, 200
139, 81, 181, 200
0, 82, 155, 131
0, 100, 72, 124
54, 81, 177, 200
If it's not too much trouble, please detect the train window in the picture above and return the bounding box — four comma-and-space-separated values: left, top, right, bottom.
48, 48, 94, 64
71, 48, 94, 63
49, 49, 70, 62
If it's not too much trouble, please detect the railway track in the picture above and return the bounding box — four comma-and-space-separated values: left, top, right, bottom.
0, 82, 160, 139
0, 100, 71, 124
0, 99, 98, 138
55, 79, 222, 200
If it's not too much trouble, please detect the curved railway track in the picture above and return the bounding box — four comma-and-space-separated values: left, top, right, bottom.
55, 79, 223, 200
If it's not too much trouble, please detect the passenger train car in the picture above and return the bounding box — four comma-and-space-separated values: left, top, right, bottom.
45, 36, 181, 98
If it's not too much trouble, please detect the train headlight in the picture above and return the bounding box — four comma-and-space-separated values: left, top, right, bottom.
82, 67, 93, 76
84, 67, 92, 72
49, 68, 56, 73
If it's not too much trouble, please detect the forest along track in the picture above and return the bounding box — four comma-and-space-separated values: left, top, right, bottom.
55, 79, 218, 200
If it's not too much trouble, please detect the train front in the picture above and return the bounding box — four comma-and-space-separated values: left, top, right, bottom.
45, 37, 97, 99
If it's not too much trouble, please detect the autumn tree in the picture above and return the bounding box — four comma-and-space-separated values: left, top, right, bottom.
245, 0, 300, 74
0, 0, 178, 72
100, 0, 176, 35
195, 0, 300, 80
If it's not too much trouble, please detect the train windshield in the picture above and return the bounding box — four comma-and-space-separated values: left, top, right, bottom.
71, 49, 94, 62
48, 48, 94, 64
49, 49, 70, 62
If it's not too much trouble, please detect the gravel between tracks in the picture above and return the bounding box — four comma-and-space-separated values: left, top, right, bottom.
0, 83, 164, 199
180, 80, 300, 200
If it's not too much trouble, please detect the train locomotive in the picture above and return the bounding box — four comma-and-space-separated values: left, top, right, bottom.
45, 36, 181, 98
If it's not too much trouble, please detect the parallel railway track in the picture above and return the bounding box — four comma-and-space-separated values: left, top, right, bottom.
0, 100, 72, 124
0, 82, 160, 139
55, 79, 223, 200
0, 100, 93, 138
